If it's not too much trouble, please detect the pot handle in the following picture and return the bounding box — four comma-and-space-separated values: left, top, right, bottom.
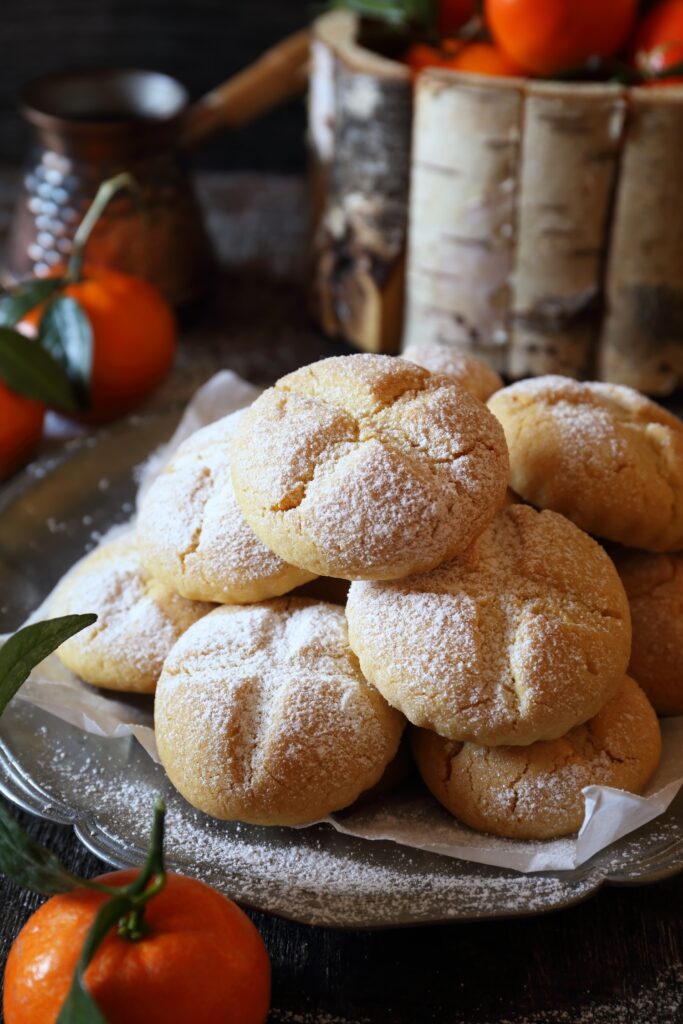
179, 28, 311, 150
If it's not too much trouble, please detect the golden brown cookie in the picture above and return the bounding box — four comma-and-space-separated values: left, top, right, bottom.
609, 546, 683, 716
50, 534, 213, 693
137, 411, 315, 604
402, 341, 503, 402
488, 376, 683, 551
346, 504, 632, 746
230, 354, 509, 581
412, 676, 661, 840
155, 598, 405, 826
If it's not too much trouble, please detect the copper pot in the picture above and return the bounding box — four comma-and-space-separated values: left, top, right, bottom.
5, 31, 310, 307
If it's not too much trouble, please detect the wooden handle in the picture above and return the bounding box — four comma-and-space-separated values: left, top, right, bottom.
180, 28, 311, 149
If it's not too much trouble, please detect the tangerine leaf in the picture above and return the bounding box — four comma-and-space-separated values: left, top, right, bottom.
0, 804, 83, 896
0, 277, 65, 327
0, 614, 97, 718
39, 295, 93, 406
0, 326, 79, 410
330, 0, 437, 29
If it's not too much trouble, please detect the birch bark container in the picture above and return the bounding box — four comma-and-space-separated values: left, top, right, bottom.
310, 11, 683, 395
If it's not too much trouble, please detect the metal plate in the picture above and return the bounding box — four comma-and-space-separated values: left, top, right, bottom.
1, 413, 682, 928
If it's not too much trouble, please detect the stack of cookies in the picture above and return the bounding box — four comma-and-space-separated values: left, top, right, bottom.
52, 351, 679, 841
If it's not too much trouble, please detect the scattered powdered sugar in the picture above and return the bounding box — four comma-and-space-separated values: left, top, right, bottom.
33, 726, 608, 926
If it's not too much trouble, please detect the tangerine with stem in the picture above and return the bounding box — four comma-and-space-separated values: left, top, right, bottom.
3, 869, 271, 1024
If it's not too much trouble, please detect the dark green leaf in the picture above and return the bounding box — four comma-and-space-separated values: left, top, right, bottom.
39, 296, 93, 406
0, 278, 65, 328
0, 614, 97, 717
330, 0, 437, 29
57, 895, 132, 1024
0, 327, 80, 410
0, 803, 83, 896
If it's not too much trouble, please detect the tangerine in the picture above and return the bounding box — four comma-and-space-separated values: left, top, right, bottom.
445, 41, 526, 76
0, 381, 44, 480
485, 0, 638, 75
405, 39, 524, 76
631, 0, 683, 84
20, 266, 176, 424
3, 870, 271, 1024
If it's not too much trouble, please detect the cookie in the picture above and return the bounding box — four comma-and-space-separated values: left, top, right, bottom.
402, 341, 502, 402
488, 376, 683, 551
155, 598, 405, 825
412, 676, 661, 840
610, 546, 683, 716
137, 412, 315, 604
230, 354, 509, 580
50, 534, 213, 693
346, 504, 632, 746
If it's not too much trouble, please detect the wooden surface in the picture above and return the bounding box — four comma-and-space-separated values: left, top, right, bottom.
0, 171, 682, 1023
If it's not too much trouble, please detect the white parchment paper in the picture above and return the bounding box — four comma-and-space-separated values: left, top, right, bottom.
9, 371, 683, 873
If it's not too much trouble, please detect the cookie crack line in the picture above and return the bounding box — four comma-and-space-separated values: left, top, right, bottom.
177, 464, 213, 574
278, 374, 431, 422
266, 436, 363, 515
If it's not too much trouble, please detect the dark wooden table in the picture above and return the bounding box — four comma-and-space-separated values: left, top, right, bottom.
1, 172, 682, 1024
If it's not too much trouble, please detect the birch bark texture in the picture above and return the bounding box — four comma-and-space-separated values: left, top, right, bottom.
405, 72, 632, 384
508, 82, 626, 380
405, 71, 523, 373
310, 11, 412, 354
598, 86, 683, 395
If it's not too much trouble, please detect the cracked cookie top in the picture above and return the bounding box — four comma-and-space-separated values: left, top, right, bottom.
488, 375, 683, 551
346, 504, 632, 747
136, 411, 315, 604
230, 354, 509, 581
155, 598, 406, 825
412, 676, 661, 840
402, 340, 503, 403
50, 533, 213, 693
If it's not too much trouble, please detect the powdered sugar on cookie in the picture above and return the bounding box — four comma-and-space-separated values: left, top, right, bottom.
155, 598, 405, 825
346, 504, 632, 747
137, 411, 315, 604
231, 354, 509, 580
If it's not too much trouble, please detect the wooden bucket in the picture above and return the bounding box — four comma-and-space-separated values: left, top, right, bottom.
310, 11, 683, 396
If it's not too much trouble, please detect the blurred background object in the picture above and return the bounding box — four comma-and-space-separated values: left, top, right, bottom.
0, 0, 311, 173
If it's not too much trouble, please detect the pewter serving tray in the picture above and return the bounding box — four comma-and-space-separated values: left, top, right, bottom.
0, 413, 682, 928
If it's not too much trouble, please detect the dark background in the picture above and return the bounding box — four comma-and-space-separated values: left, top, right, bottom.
1, 0, 312, 171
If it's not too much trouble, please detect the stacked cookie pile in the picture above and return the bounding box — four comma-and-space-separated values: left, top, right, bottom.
52, 348, 680, 841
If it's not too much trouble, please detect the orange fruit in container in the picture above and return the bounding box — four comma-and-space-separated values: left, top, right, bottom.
3, 870, 271, 1024
631, 0, 683, 84
444, 41, 526, 76
405, 40, 524, 77
0, 381, 44, 479
485, 0, 638, 75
